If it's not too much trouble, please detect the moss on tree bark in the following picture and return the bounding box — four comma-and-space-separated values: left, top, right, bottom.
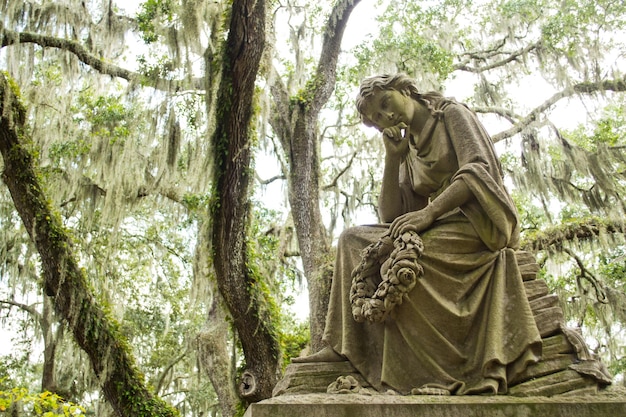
0, 73, 177, 417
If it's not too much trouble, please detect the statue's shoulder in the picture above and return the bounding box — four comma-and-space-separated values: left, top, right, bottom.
437, 99, 483, 131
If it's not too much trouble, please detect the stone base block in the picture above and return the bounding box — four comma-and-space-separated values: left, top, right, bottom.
272, 361, 369, 396
244, 392, 626, 417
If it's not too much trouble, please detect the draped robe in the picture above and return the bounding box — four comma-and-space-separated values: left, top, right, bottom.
323, 98, 542, 394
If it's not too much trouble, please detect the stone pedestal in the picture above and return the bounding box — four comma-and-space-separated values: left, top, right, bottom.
244, 392, 626, 417
255, 251, 621, 416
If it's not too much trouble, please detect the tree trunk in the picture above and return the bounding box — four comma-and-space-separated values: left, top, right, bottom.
269, 0, 362, 351
41, 295, 57, 393
287, 110, 333, 353
208, 0, 280, 403
195, 224, 240, 417
197, 297, 239, 417
0, 73, 176, 417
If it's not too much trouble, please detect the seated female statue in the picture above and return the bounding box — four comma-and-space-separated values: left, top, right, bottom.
296, 74, 542, 395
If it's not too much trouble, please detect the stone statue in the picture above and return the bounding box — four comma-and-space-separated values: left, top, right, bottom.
294, 73, 544, 395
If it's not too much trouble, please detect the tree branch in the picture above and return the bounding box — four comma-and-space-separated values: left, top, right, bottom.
521, 217, 625, 252
1, 28, 203, 92
312, 0, 362, 110
257, 173, 286, 185
0, 299, 41, 320
562, 248, 608, 304
472, 106, 521, 124
322, 151, 357, 191
155, 348, 190, 394
457, 37, 507, 62
455, 41, 541, 74
491, 88, 572, 142
490, 75, 626, 143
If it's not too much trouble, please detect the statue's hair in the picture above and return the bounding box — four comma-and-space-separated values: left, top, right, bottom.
356, 74, 444, 127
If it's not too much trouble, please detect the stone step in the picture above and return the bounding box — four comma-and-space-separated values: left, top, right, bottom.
524, 278, 550, 300
245, 392, 626, 417
508, 369, 598, 397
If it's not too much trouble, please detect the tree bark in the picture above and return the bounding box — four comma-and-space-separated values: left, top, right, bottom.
195, 223, 240, 417
269, 0, 362, 352
41, 295, 57, 394
197, 296, 239, 417
209, 0, 280, 403
0, 73, 176, 417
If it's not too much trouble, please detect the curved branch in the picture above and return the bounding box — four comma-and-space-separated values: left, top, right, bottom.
491, 88, 573, 142
322, 151, 357, 191
521, 217, 626, 252
490, 75, 626, 143
472, 106, 521, 124
1, 29, 203, 92
457, 37, 507, 62
455, 41, 541, 74
562, 248, 608, 304
0, 299, 41, 320
257, 173, 285, 185
155, 348, 190, 394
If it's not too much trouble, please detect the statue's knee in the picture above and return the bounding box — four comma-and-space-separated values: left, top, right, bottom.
338, 226, 362, 245
339, 227, 355, 241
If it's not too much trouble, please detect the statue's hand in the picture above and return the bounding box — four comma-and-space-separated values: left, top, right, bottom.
382, 122, 407, 142
389, 209, 435, 238
382, 123, 409, 159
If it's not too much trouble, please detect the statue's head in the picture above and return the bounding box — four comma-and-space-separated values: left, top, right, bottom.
356, 74, 443, 127
356, 74, 416, 128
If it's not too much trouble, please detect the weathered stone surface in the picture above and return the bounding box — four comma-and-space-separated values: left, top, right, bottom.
515, 250, 541, 281
272, 362, 368, 397
508, 369, 597, 397
519, 262, 541, 281
524, 279, 550, 301
509, 354, 578, 385
559, 386, 602, 397
533, 306, 564, 337
541, 334, 574, 357
515, 250, 537, 266
529, 294, 560, 314
245, 392, 626, 417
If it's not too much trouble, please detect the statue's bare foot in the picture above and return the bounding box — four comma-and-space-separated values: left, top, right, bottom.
410, 386, 451, 396
292, 346, 345, 363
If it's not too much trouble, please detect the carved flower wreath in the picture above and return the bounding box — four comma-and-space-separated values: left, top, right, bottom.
350, 231, 424, 323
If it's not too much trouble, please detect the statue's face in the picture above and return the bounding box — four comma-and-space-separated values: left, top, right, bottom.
361, 89, 411, 131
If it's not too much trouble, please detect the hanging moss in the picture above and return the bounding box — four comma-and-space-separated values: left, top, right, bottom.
0, 72, 179, 417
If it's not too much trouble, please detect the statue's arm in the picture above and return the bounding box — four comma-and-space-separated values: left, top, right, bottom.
423, 179, 472, 221
378, 123, 428, 222
378, 152, 404, 223
378, 153, 428, 222
388, 179, 472, 237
